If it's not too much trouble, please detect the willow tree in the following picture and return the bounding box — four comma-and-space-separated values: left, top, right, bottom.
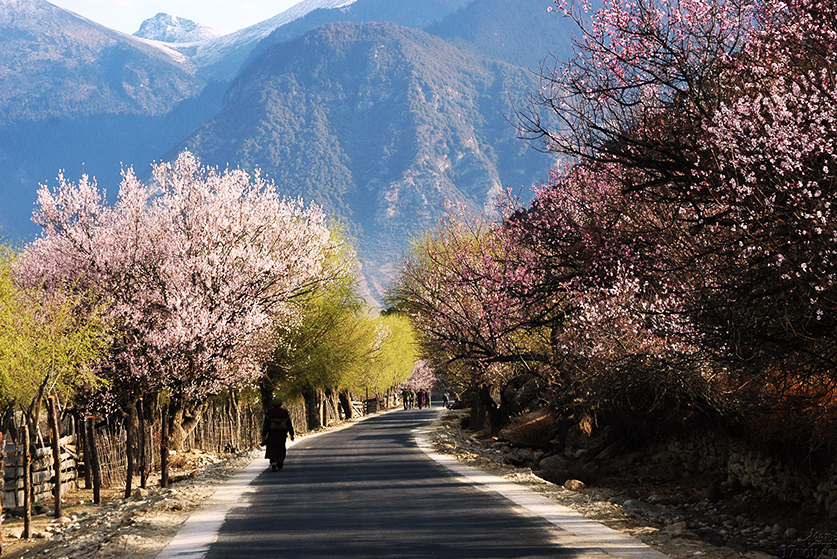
0, 245, 108, 423
264, 269, 379, 429
362, 312, 419, 396
0, 245, 108, 542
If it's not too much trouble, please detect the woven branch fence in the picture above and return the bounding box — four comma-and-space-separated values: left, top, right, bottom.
2, 390, 388, 508
2, 400, 266, 507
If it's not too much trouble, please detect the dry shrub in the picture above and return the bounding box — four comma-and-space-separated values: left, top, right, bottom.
499, 408, 555, 447
750, 379, 837, 448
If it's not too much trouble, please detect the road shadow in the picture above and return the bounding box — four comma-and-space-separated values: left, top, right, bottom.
205, 409, 581, 558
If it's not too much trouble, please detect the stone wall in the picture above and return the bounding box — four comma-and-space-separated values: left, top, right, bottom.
648, 433, 837, 517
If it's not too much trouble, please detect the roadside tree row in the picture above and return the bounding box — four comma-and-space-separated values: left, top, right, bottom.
391, 0, 837, 453
0, 151, 418, 533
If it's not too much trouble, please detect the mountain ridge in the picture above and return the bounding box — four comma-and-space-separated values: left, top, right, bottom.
0, 0, 201, 124
160, 0, 362, 80
179, 21, 550, 300
0, 0, 569, 301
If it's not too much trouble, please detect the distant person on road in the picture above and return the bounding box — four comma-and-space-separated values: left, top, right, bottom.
417, 389, 425, 409
262, 397, 295, 471
426, 390, 431, 408
443, 392, 450, 408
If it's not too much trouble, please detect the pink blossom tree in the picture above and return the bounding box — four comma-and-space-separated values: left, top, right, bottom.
513, 0, 837, 436
398, 0, 837, 441
391, 214, 553, 374
18, 151, 344, 450
500, 160, 732, 428
390, 212, 570, 430
401, 361, 436, 392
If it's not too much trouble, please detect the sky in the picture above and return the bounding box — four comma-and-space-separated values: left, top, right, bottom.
46, 0, 304, 35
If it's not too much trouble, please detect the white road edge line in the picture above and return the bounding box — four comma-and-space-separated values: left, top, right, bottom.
413, 424, 670, 559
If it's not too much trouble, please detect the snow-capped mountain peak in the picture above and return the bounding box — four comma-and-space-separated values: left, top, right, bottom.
174, 0, 359, 79
134, 13, 228, 43
128, 0, 358, 80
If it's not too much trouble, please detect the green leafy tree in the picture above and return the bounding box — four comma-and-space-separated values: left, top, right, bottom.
263, 254, 419, 427
364, 312, 419, 395
262, 259, 376, 427
0, 245, 108, 419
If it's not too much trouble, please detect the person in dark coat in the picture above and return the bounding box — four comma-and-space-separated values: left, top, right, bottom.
262, 397, 295, 471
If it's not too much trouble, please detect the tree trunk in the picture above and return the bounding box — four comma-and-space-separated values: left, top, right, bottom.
258, 378, 274, 411
124, 407, 134, 499
468, 386, 500, 433
48, 397, 62, 518
479, 385, 502, 434
22, 423, 31, 539
468, 390, 483, 431
32, 394, 44, 449
160, 404, 169, 488
324, 389, 336, 426
86, 416, 101, 504
168, 400, 206, 452
26, 418, 35, 514
339, 391, 353, 420
231, 393, 241, 452
302, 388, 322, 431
78, 412, 92, 490
138, 399, 148, 489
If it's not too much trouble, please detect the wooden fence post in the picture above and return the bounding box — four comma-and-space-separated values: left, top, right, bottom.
160, 403, 169, 488
22, 423, 31, 539
86, 416, 101, 504
48, 397, 62, 518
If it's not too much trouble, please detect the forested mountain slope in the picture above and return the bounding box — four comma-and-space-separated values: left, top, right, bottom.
179, 22, 550, 299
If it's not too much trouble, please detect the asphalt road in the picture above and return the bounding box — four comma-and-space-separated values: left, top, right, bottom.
201, 407, 577, 559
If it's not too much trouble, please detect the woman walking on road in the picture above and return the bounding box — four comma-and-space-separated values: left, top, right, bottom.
262, 397, 295, 471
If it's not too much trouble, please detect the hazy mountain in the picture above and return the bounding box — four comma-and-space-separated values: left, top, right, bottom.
172, 0, 477, 82
245, 0, 474, 63
134, 13, 227, 43
0, 0, 571, 302
0, 0, 215, 240
168, 0, 362, 81
0, 0, 202, 124
179, 22, 550, 300
427, 0, 575, 70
